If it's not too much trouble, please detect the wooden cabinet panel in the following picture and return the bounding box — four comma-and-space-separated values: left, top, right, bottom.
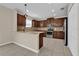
17, 14, 26, 26
17, 14, 26, 31
32, 20, 47, 27
53, 31, 64, 39
47, 17, 54, 25
43, 20, 47, 27
32, 20, 38, 27
32, 20, 35, 27
32, 18, 64, 27
53, 18, 64, 27
32, 20, 34, 27
36, 21, 38, 27
39, 33, 43, 49
40, 21, 44, 27
47, 19, 51, 24
39, 33, 46, 49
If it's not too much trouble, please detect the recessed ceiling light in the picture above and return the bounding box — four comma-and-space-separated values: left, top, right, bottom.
53, 13, 56, 17
60, 7, 64, 10
26, 10, 29, 12
52, 9, 55, 13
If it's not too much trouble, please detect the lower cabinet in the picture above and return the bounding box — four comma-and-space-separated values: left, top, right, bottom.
39, 33, 46, 49
39, 33, 43, 49
53, 31, 64, 39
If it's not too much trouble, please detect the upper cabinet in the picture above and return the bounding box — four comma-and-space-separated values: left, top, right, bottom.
47, 18, 54, 25
43, 20, 47, 27
17, 14, 26, 31
40, 21, 44, 27
32, 17, 65, 27
32, 20, 38, 27
17, 14, 26, 26
53, 18, 64, 27
32, 20, 47, 27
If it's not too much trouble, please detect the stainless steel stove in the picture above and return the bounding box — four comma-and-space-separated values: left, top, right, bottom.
46, 24, 53, 38
46, 31, 53, 38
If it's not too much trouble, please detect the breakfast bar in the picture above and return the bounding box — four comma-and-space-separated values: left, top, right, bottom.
15, 31, 45, 53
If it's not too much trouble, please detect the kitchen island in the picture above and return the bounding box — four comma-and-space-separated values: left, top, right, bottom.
14, 31, 45, 53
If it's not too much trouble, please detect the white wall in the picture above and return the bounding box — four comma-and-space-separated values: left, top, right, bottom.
0, 5, 16, 44
0, 4, 79, 55
78, 4, 79, 56
68, 4, 79, 56
0, 5, 40, 53
67, 3, 73, 14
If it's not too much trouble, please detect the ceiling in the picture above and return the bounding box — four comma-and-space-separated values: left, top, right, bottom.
0, 3, 69, 20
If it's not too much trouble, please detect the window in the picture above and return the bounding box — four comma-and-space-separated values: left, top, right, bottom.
26, 19, 32, 27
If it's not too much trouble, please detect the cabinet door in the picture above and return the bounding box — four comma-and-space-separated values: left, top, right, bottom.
32, 20, 35, 27
43, 20, 47, 27
53, 18, 64, 27
17, 14, 26, 31
37, 21, 41, 27
53, 31, 57, 38
39, 21, 43, 27
32, 20, 37, 27
53, 31, 64, 39
17, 14, 26, 26
47, 19, 51, 24
50, 18, 54, 25
47, 18, 54, 25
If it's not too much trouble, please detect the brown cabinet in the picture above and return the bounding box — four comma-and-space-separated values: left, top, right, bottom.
32, 17, 65, 39
17, 14, 26, 31
53, 31, 64, 39
47, 17, 54, 25
32, 20, 36, 27
40, 21, 44, 27
32, 18, 64, 27
43, 20, 47, 27
17, 14, 26, 26
53, 18, 64, 27
32, 20, 47, 27
39, 32, 46, 49
32, 20, 38, 27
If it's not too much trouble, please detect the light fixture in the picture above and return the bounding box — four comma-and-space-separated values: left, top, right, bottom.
60, 7, 64, 10
51, 9, 56, 17
24, 4, 28, 17
52, 9, 55, 13
26, 10, 29, 12
53, 13, 56, 17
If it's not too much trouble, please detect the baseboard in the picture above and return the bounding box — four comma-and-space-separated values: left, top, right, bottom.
67, 46, 73, 56
13, 42, 39, 53
0, 41, 13, 46
0, 41, 39, 53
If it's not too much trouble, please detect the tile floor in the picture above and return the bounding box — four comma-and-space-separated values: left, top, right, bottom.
0, 38, 72, 56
